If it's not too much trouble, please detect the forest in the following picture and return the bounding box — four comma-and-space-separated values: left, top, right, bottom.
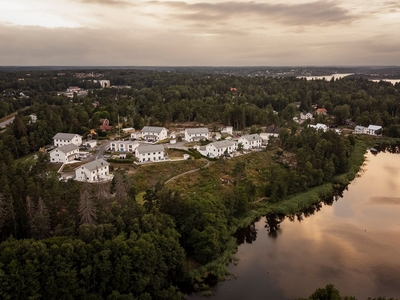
0, 69, 399, 299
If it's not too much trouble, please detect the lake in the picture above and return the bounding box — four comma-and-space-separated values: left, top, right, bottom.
189, 146, 400, 299
371, 79, 400, 85
297, 73, 354, 81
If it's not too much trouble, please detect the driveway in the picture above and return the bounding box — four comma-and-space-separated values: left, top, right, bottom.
0, 116, 15, 129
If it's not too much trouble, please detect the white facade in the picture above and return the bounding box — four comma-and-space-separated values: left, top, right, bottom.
110, 140, 140, 152
141, 126, 168, 141
29, 114, 37, 123
206, 140, 237, 158
354, 125, 366, 134
49, 144, 79, 163
85, 140, 97, 148
300, 112, 313, 120
75, 159, 111, 182
308, 123, 328, 132
131, 132, 141, 140
98, 80, 110, 88
135, 144, 165, 163
184, 128, 209, 142
53, 133, 82, 147
366, 125, 382, 136
238, 134, 262, 150
221, 126, 233, 135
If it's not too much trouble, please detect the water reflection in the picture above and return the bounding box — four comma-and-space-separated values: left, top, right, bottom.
196, 147, 400, 300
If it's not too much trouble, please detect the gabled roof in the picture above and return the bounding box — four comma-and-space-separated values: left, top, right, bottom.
209, 140, 235, 149
185, 128, 209, 135
77, 159, 109, 172
53, 133, 81, 140
52, 143, 79, 154
367, 125, 382, 130
135, 144, 165, 154
241, 134, 262, 142
355, 125, 366, 130
265, 126, 281, 134
141, 126, 166, 134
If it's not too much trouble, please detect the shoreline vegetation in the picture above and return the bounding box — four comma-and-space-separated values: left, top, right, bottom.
186, 138, 370, 295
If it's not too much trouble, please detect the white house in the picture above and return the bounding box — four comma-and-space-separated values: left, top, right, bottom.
53, 133, 82, 147
300, 112, 314, 120
109, 140, 140, 153
29, 114, 37, 124
354, 125, 367, 134
366, 125, 382, 136
141, 126, 168, 142
206, 140, 237, 158
84, 140, 97, 148
122, 127, 135, 134
184, 128, 209, 142
238, 134, 262, 150
130, 132, 141, 140
74, 159, 112, 182
135, 144, 165, 163
308, 123, 328, 132
221, 126, 233, 135
98, 80, 110, 88
49, 144, 79, 163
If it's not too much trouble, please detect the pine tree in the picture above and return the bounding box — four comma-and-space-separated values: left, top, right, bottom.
79, 189, 97, 225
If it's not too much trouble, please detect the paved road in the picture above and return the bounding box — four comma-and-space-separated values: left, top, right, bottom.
95, 141, 110, 160
0, 116, 15, 129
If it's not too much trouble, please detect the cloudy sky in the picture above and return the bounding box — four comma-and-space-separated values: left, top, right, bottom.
1, 0, 399, 66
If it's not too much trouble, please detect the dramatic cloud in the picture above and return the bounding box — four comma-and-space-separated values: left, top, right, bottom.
0, 0, 399, 65
150, 0, 359, 26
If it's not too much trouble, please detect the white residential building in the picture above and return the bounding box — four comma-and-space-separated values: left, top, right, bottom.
98, 80, 110, 88
221, 126, 233, 135
131, 132, 141, 140
84, 140, 97, 148
53, 133, 83, 147
75, 159, 112, 182
135, 144, 165, 163
109, 140, 140, 152
354, 125, 366, 134
308, 123, 328, 132
49, 144, 79, 163
366, 125, 382, 136
141, 126, 168, 141
300, 112, 314, 120
206, 140, 237, 158
29, 114, 37, 124
184, 128, 209, 142
238, 134, 262, 150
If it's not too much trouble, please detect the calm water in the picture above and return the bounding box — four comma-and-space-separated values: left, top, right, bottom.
297, 73, 354, 81
190, 147, 400, 299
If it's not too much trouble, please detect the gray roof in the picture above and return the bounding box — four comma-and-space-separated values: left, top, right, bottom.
241, 134, 262, 142
355, 125, 366, 130
53, 143, 79, 154
141, 126, 166, 134
186, 128, 209, 135
78, 159, 109, 172
367, 125, 382, 130
53, 133, 81, 140
136, 144, 165, 154
265, 126, 281, 134
210, 140, 235, 149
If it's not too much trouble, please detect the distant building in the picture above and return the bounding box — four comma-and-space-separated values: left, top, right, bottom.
29, 114, 37, 124
99, 119, 113, 131
98, 80, 110, 88
184, 128, 209, 142
206, 140, 237, 158
316, 108, 328, 115
300, 112, 313, 120
141, 126, 168, 142
135, 144, 165, 163
238, 134, 262, 150
366, 125, 382, 136
110, 140, 140, 153
75, 159, 112, 182
49, 144, 79, 163
53, 133, 82, 147
221, 126, 233, 135
263, 125, 281, 140
354, 125, 366, 134
308, 123, 328, 132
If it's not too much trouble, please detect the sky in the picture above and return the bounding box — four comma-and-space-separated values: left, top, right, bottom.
0, 0, 399, 66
